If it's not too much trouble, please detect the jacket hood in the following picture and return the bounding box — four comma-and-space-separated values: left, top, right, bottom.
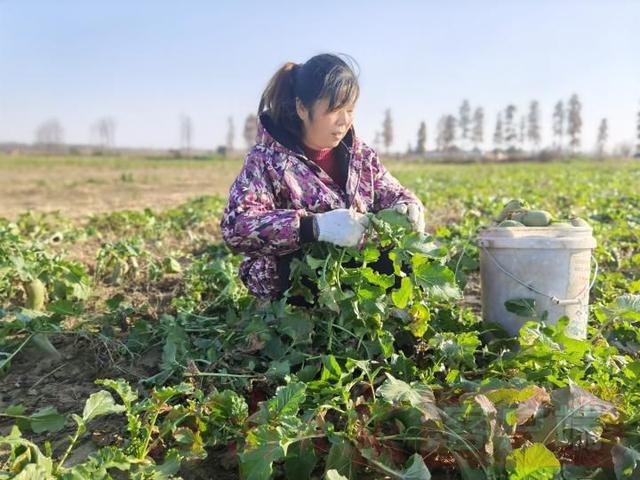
256, 111, 357, 159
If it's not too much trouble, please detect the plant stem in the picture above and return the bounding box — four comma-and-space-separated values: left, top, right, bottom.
541, 398, 597, 445
185, 371, 263, 379
55, 422, 84, 474
140, 409, 160, 459
0, 333, 34, 371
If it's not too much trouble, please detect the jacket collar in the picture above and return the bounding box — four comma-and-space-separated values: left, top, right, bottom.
256, 111, 356, 160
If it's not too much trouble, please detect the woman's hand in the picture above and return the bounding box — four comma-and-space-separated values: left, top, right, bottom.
314, 208, 370, 247
393, 203, 425, 233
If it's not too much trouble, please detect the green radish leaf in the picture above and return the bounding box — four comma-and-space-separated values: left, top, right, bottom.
550, 383, 618, 442
361, 448, 431, 480
0, 426, 54, 475
3, 404, 26, 416
208, 390, 248, 424
361, 267, 395, 289
320, 355, 343, 381
105, 293, 126, 310
402, 453, 432, 480
411, 256, 460, 301
81, 391, 125, 423
92, 445, 132, 471
240, 425, 289, 480
284, 441, 317, 479
505, 443, 560, 479
279, 313, 314, 344
250, 382, 306, 425
362, 245, 381, 263
378, 330, 395, 359
505, 298, 537, 318
377, 374, 441, 424
428, 332, 481, 369
65, 445, 132, 478
614, 294, 640, 321
408, 303, 430, 338
267, 382, 306, 419
10, 463, 54, 479
163, 256, 182, 273
325, 440, 357, 478
46, 299, 83, 316
136, 448, 182, 479
612, 444, 640, 479
326, 470, 349, 480
392, 276, 413, 309
152, 383, 194, 403
29, 406, 66, 434
376, 208, 412, 229
305, 255, 326, 270
616, 294, 640, 312
96, 378, 139, 410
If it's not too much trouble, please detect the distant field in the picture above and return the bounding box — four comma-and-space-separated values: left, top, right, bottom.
1, 153, 637, 224
0, 155, 244, 220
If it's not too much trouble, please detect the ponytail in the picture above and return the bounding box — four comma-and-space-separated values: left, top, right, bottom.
258, 62, 303, 139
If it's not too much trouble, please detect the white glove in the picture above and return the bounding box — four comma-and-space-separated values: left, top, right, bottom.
394, 203, 425, 233
314, 208, 369, 247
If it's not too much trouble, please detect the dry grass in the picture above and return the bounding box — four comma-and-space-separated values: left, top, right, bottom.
0, 154, 246, 220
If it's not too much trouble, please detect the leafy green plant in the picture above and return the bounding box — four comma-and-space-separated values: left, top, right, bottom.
2, 160, 640, 479
95, 237, 152, 285
0, 225, 91, 365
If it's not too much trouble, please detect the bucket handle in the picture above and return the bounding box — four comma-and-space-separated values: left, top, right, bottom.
479, 244, 599, 306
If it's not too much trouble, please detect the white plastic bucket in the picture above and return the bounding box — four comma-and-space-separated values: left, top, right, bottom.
477, 225, 597, 339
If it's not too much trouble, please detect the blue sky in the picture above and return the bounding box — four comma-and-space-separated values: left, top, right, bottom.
1, 0, 639, 152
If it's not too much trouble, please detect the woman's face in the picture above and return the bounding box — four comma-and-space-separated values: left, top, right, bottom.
296, 96, 355, 150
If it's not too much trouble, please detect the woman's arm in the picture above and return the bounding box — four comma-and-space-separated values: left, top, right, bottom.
371, 151, 424, 213
221, 149, 314, 257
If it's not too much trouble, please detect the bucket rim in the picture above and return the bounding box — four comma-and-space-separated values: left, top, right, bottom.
477, 225, 594, 239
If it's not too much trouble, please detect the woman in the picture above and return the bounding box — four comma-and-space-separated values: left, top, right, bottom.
221, 53, 425, 303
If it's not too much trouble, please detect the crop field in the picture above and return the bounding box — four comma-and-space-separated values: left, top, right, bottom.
1, 155, 639, 479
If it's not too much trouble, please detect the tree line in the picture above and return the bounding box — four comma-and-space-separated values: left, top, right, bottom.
375, 96, 640, 158
30, 98, 640, 158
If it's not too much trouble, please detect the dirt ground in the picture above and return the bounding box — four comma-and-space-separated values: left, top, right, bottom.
0, 155, 244, 220
0, 154, 438, 222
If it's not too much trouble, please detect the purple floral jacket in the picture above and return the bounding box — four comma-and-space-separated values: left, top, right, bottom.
220, 112, 424, 299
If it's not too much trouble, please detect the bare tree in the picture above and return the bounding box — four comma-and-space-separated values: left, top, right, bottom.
382, 109, 393, 154
596, 118, 608, 158
180, 115, 193, 156
518, 116, 526, 150
458, 99, 471, 148
552, 101, 565, 151
243, 114, 258, 149
92, 117, 116, 152
527, 101, 541, 152
416, 121, 427, 155
226, 116, 235, 154
35, 118, 64, 147
471, 107, 484, 151
504, 105, 518, 150
567, 94, 582, 154
436, 116, 446, 151
493, 113, 503, 151
442, 115, 457, 151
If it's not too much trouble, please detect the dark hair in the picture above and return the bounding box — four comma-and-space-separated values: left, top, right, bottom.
258, 53, 360, 140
